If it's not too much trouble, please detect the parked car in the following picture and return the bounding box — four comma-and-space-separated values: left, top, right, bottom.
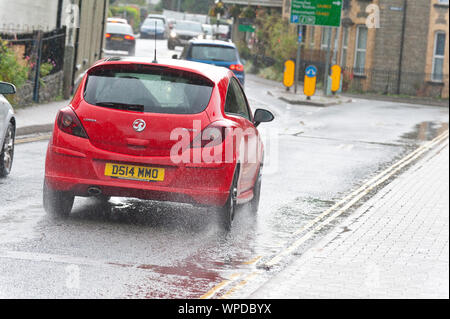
43, 57, 274, 230
168, 20, 203, 50
0, 82, 16, 177
105, 22, 136, 56
147, 14, 167, 25
140, 18, 167, 39
180, 39, 246, 85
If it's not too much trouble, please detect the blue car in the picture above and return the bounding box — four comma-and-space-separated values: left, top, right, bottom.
181, 39, 245, 86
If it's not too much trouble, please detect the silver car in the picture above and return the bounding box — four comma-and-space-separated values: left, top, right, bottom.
0, 82, 16, 177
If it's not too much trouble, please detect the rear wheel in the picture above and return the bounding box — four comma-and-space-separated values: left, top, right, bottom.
128, 46, 136, 56
43, 181, 75, 218
0, 123, 15, 177
218, 168, 238, 231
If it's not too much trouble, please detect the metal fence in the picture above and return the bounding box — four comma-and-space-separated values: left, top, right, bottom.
294, 48, 449, 98
0, 27, 66, 103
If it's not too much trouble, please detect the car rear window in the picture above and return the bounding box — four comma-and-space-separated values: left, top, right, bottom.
190, 45, 237, 62
175, 21, 203, 33
84, 64, 214, 114
106, 23, 133, 35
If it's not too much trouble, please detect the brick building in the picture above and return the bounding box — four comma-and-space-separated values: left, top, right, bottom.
293, 0, 449, 98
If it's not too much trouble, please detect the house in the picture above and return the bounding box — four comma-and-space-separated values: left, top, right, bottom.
298, 0, 449, 98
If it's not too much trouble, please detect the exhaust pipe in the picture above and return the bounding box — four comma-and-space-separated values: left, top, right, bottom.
88, 187, 102, 196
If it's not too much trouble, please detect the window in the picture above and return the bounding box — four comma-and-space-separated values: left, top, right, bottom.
189, 45, 238, 62
437, 0, 449, 5
224, 78, 250, 120
432, 31, 446, 82
309, 27, 315, 48
340, 26, 349, 66
84, 65, 214, 114
354, 26, 368, 75
321, 27, 332, 50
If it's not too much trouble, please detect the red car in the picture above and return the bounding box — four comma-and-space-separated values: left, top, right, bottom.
44, 57, 274, 230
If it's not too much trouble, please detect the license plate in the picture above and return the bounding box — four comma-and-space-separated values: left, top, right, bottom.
104, 163, 165, 182
111, 37, 123, 41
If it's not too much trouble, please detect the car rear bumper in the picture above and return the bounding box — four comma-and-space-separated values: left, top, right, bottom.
105, 40, 135, 51
45, 133, 235, 207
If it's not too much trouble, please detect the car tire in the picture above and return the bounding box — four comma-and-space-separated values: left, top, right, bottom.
128, 47, 136, 56
250, 169, 262, 214
43, 181, 75, 218
218, 168, 239, 231
0, 123, 15, 178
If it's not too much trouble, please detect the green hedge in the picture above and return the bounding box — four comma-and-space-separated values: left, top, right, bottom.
0, 39, 30, 88
109, 6, 141, 33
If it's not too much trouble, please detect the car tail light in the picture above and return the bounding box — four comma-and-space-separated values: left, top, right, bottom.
229, 64, 244, 72
105, 33, 111, 38
191, 122, 230, 148
57, 106, 88, 139
124, 35, 135, 40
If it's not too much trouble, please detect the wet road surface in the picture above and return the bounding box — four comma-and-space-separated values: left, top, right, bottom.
0, 39, 448, 298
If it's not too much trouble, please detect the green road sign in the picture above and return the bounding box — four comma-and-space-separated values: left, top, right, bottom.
290, 0, 343, 27
238, 24, 255, 32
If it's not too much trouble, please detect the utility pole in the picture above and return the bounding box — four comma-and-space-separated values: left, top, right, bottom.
294, 24, 302, 94
323, 27, 332, 96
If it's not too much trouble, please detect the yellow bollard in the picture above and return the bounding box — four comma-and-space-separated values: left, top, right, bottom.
283, 60, 295, 88
330, 65, 342, 93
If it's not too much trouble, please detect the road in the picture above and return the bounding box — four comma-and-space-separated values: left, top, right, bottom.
0, 38, 448, 298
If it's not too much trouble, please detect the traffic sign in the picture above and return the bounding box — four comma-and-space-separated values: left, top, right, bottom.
290, 0, 343, 27
304, 65, 317, 97
305, 65, 318, 78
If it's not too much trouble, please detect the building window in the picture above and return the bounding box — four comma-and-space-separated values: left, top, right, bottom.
321, 27, 332, 50
309, 27, 315, 48
432, 31, 446, 82
354, 26, 368, 75
437, 0, 449, 5
341, 26, 349, 67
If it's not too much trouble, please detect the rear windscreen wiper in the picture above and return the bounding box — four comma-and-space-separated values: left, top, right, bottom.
95, 102, 144, 112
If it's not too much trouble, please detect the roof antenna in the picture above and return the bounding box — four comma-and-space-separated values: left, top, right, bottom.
152, 20, 158, 63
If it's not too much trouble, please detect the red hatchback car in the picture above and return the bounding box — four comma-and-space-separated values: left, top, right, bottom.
44, 57, 274, 230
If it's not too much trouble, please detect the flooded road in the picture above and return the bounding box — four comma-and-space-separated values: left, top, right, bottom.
0, 39, 448, 298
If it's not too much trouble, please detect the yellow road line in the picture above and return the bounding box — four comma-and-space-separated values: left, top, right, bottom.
16, 134, 51, 145
219, 272, 259, 299
265, 131, 449, 267
206, 131, 448, 299
200, 273, 241, 299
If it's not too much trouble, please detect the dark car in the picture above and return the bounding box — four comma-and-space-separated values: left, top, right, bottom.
181, 39, 245, 85
105, 22, 136, 56
168, 20, 203, 50
141, 18, 167, 39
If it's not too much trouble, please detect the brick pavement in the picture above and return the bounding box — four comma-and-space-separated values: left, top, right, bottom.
251, 140, 449, 299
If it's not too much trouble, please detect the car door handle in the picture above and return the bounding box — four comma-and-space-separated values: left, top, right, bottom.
126, 138, 150, 147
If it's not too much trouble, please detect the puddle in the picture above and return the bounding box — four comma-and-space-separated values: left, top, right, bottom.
401, 121, 448, 141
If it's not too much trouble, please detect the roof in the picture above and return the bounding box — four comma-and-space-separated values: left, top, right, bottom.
92, 57, 231, 84
189, 39, 236, 48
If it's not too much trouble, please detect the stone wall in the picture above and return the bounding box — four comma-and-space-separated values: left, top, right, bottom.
13, 71, 63, 108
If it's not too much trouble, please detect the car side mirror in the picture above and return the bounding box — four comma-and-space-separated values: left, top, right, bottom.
0, 82, 16, 95
253, 109, 274, 127
172, 54, 178, 59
